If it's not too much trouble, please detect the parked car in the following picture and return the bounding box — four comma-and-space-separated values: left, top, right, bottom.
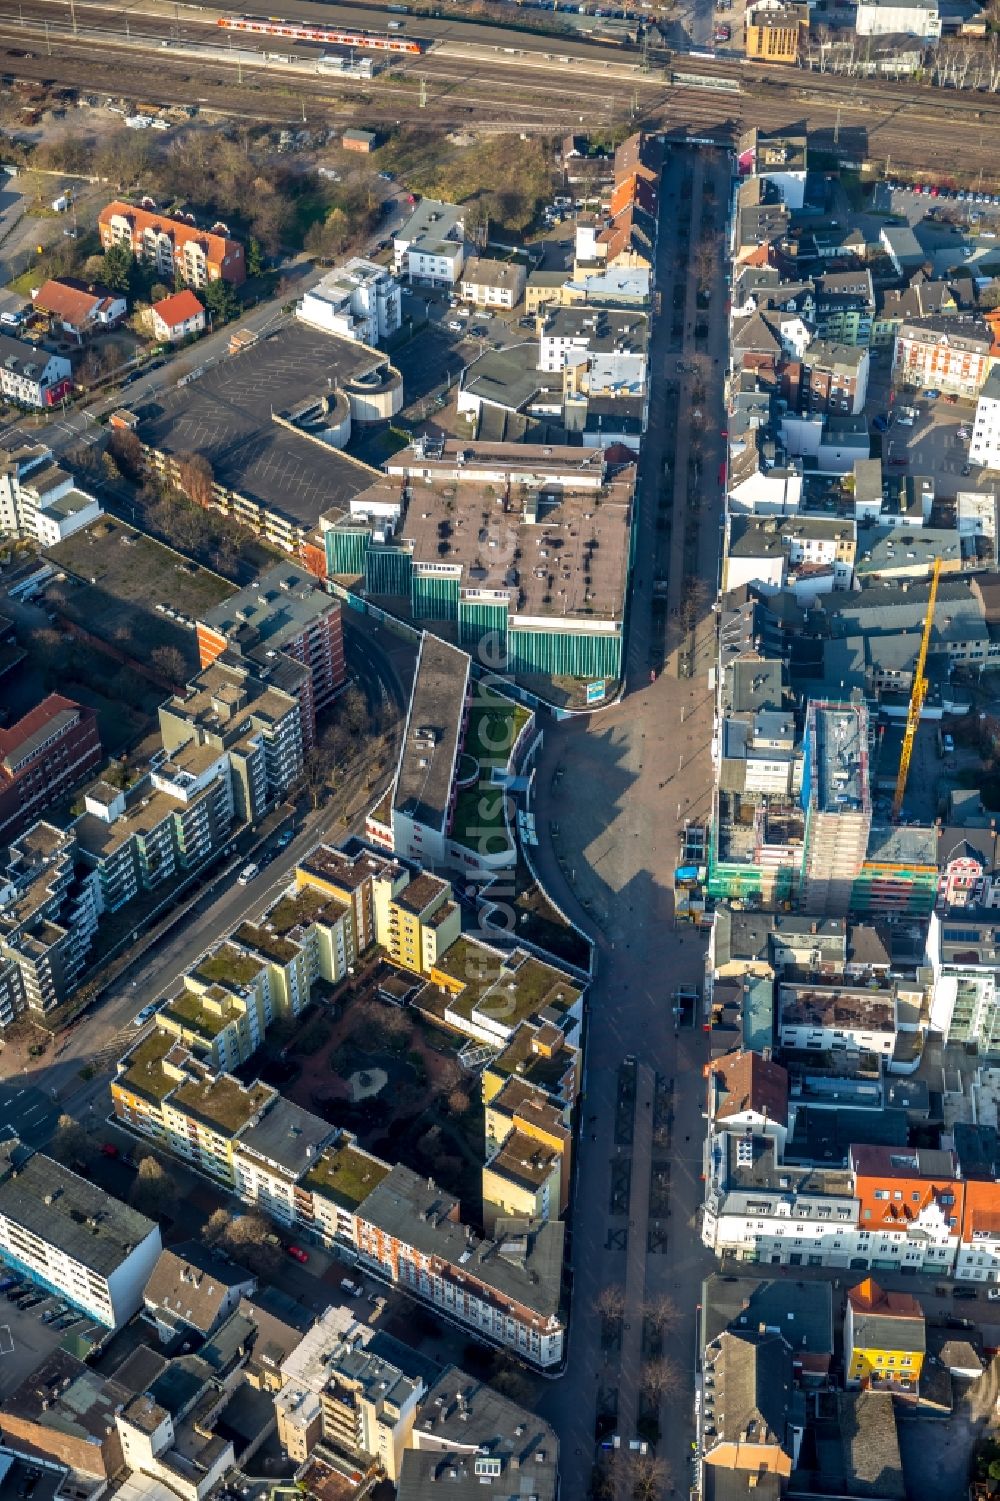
100, 1142, 119, 1158
987, 1286, 1000, 1300
276, 827, 294, 849
922, 388, 941, 400
133, 1001, 158, 1027
713, 23, 730, 39
286, 1244, 309, 1264
888, 456, 909, 466
872, 414, 888, 432
237, 862, 260, 886
962, 463, 972, 476
953, 1286, 978, 1299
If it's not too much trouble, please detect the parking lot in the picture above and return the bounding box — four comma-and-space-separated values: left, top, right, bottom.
0, 1263, 103, 1398
865, 362, 980, 496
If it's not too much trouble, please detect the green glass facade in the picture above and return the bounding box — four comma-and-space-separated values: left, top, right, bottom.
459, 600, 509, 651
507, 627, 622, 681
366, 546, 412, 598
411, 571, 459, 622
326, 527, 371, 577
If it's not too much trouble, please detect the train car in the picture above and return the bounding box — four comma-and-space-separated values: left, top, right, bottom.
218, 15, 424, 54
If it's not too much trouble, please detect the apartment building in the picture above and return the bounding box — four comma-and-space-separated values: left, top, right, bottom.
158, 658, 305, 822
701, 1331, 803, 1484
927, 909, 1000, 1055
814, 269, 875, 346
802, 339, 870, 415
423, 935, 584, 1051
196, 563, 345, 750
400, 1369, 559, 1501
298, 259, 402, 346
892, 316, 992, 398
801, 701, 872, 916
0, 332, 72, 409
393, 199, 466, 286
0, 1136, 161, 1328
0, 456, 103, 547
458, 258, 528, 311
538, 307, 649, 398
745, 1, 809, 61
112, 1038, 567, 1367
274, 1305, 424, 1476
483, 1077, 571, 1231
0, 694, 101, 844
74, 749, 235, 913
970, 366, 1000, 471
777, 981, 897, 1058
1, 1348, 127, 1480
354, 1165, 565, 1367
0, 822, 102, 1026
844, 1277, 925, 1391
98, 201, 245, 286
382, 871, 461, 974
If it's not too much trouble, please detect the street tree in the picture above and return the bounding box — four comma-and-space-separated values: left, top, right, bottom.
639, 1356, 682, 1403
642, 1291, 681, 1337
130, 1156, 178, 1217
49, 1114, 88, 1167
627, 1453, 670, 1501
595, 1284, 627, 1323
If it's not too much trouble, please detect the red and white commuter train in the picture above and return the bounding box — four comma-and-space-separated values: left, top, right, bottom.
217, 13, 425, 54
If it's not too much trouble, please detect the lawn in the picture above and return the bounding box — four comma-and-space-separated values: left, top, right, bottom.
450, 692, 530, 852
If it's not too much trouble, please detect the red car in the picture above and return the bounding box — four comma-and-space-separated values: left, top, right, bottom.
100, 1143, 119, 1158
286, 1244, 309, 1264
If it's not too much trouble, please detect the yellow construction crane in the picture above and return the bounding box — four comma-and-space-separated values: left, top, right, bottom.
891, 556, 942, 823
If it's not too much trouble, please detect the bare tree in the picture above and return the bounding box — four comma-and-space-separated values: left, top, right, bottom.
151, 645, 187, 684
447, 1088, 471, 1116
642, 1292, 681, 1338
175, 452, 215, 509
130, 1156, 178, 1217
627, 1453, 671, 1501
640, 1356, 683, 1403
596, 1284, 627, 1323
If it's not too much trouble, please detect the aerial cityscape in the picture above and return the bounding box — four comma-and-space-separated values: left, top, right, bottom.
2, 1, 1000, 1499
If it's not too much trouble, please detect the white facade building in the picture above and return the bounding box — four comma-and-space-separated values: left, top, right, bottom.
0, 1140, 162, 1328
0, 332, 72, 409
856, 0, 941, 37
970, 368, 1000, 472
394, 199, 466, 287
298, 259, 402, 347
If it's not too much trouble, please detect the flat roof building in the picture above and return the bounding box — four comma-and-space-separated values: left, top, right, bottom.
0, 1136, 161, 1328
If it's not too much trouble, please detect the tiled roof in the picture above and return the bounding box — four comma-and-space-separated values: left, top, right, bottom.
710, 1050, 789, 1126
152, 289, 204, 326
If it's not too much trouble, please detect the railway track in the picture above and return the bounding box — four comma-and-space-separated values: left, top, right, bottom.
5, 0, 1000, 169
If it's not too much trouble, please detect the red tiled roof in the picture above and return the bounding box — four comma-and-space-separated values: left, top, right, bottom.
151, 289, 205, 327
99, 201, 242, 270
709, 1050, 789, 1125
961, 1179, 1000, 1243
32, 279, 103, 326
847, 1277, 923, 1320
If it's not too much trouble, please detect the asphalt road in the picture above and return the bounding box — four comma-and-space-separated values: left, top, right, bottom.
529, 144, 732, 1500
